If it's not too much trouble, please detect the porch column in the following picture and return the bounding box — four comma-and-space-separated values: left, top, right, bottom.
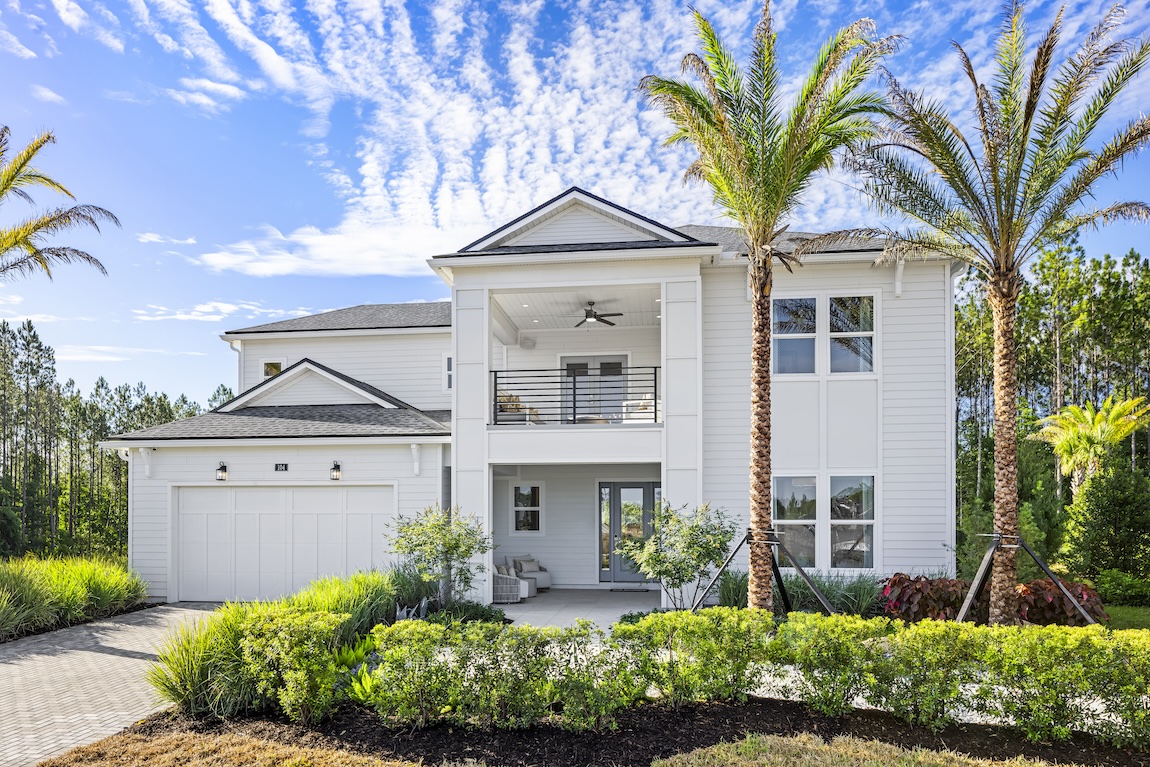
451, 287, 494, 603
661, 278, 703, 511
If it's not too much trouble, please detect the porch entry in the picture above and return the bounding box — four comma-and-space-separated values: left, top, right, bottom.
599, 481, 660, 582
561, 355, 627, 423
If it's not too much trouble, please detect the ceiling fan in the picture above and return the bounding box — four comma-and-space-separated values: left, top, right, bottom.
574, 301, 623, 327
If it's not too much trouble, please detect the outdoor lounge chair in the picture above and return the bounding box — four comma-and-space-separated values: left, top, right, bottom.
503, 554, 551, 590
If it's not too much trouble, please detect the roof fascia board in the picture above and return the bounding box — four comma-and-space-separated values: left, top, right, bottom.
463, 189, 692, 251
100, 435, 452, 449
433, 244, 720, 269
222, 326, 450, 341
219, 361, 398, 412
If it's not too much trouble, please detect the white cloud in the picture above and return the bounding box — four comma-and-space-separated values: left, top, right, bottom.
54, 345, 209, 362
47, 0, 124, 52
133, 301, 312, 322
0, 313, 89, 323
0, 26, 36, 59
136, 232, 196, 245
0, 292, 24, 306
30, 84, 66, 104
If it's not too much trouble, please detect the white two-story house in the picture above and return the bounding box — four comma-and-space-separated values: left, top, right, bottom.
104, 187, 958, 603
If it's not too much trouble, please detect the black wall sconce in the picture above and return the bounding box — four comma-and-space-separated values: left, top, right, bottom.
216, 462, 228, 481
330, 461, 342, 481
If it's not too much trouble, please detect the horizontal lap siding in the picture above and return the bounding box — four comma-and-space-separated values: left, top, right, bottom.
241, 333, 451, 410
506, 208, 649, 246
503, 327, 660, 369
699, 260, 954, 575
129, 444, 444, 601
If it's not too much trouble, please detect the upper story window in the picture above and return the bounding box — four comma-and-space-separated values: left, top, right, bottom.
829, 297, 874, 373
772, 295, 877, 375
443, 355, 453, 392
262, 360, 283, 378
772, 298, 816, 374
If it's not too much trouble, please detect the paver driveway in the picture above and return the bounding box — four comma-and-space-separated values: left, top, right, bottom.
0, 603, 216, 767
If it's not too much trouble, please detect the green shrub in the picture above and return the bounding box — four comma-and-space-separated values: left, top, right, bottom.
778, 572, 884, 617
881, 572, 1107, 625
1097, 569, 1150, 607
717, 569, 748, 608
0, 556, 147, 641
867, 619, 990, 730
612, 607, 775, 707
428, 599, 505, 624
1016, 578, 1107, 625
615, 607, 674, 625
617, 502, 736, 609
978, 624, 1134, 743
773, 613, 893, 717
1065, 462, 1150, 580
391, 562, 440, 610
0, 506, 21, 557
389, 504, 493, 605
239, 606, 348, 724
150, 571, 398, 721
549, 622, 645, 731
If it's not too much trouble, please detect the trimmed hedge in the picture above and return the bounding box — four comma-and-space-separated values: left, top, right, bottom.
1097, 570, 1150, 607
0, 556, 148, 641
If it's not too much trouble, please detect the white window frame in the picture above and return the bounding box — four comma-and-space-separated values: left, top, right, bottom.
443, 353, 454, 393
260, 358, 286, 379
771, 297, 818, 376
509, 481, 545, 536
828, 294, 877, 376
772, 472, 881, 572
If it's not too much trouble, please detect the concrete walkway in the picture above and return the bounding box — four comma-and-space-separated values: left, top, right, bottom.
0, 603, 216, 767
501, 588, 661, 627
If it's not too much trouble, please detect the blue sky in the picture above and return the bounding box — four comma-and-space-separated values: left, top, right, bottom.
2, 0, 1150, 404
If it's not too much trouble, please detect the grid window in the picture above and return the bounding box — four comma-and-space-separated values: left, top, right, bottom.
772, 298, 816, 374
262, 361, 283, 378
829, 296, 874, 373
443, 355, 453, 392
830, 476, 875, 568
773, 476, 817, 567
513, 484, 542, 533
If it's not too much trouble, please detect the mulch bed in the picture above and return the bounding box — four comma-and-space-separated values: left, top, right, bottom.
127, 698, 1150, 767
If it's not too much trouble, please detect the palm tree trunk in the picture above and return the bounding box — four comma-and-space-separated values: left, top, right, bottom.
1070, 467, 1085, 499
987, 284, 1020, 625
747, 266, 775, 612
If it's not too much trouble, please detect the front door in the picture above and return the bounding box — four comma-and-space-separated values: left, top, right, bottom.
599, 482, 660, 582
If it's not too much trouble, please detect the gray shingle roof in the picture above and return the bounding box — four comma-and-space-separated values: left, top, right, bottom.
110, 405, 451, 441
226, 302, 451, 335
675, 225, 886, 255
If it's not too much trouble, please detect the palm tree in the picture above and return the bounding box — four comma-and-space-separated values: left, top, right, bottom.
1032, 395, 1150, 497
640, 2, 897, 610
0, 126, 118, 279
847, 3, 1150, 623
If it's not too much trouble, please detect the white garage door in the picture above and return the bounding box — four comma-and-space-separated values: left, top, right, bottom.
177, 485, 395, 602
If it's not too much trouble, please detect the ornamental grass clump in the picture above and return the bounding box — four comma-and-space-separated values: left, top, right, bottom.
0, 555, 147, 641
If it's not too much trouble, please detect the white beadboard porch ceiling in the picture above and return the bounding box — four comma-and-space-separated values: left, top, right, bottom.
491, 285, 662, 330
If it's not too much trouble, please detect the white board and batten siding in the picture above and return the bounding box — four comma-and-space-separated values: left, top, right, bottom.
239, 332, 452, 409
503, 206, 653, 247
127, 443, 445, 601
700, 259, 955, 575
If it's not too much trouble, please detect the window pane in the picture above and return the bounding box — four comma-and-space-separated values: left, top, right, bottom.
830, 296, 873, 333
774, 477, 816, 520
830, 336, 873, 373
774, 338, 815, 374
515, 508, 540, 532
263, 362, 281, 377
772, 298, 816, 334
831, 524, 873, 568
831, 476, 874, 520
600, 486, 611, 570
514, 486, 540, 508
776, 524, 816, 567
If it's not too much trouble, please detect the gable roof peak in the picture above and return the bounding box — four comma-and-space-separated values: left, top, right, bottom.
458, 186, 700, 253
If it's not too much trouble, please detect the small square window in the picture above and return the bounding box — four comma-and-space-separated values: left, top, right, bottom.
774, 338, 816, 374
774, 477, 817, 520
262, 361, 282, 378
772, 298, 816, 334
830, 296, 874, 333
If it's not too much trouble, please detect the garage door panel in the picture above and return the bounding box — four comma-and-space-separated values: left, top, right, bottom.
179, 485, 395, 602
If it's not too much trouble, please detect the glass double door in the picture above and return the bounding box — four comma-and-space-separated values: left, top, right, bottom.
561, 355, 627, 422
599, 482, 660, 582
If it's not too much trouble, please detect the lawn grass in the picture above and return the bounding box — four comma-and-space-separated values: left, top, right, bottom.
653, 733, 1057, 767
1106, 605, 1150, 630
38, 731, 1071, 767
37, 732, 417, 767
0, 555, 148, 642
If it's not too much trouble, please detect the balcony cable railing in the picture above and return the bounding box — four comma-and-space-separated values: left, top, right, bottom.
492, 367, 660, 425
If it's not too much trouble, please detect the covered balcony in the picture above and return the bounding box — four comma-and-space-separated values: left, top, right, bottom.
488, 285, 663, 428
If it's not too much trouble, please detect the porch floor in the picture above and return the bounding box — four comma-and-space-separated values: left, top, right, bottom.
501, 588, 661, 628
